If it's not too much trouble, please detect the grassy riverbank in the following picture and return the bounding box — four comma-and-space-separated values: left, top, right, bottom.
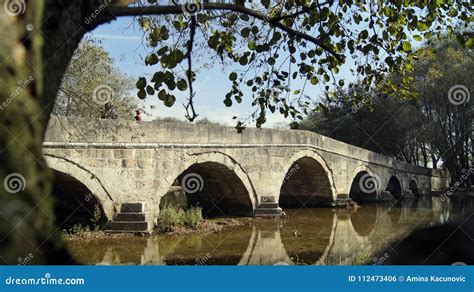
62, 206, 247, 240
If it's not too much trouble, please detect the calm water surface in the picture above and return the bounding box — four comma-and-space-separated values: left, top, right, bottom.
67, 196, 473, 265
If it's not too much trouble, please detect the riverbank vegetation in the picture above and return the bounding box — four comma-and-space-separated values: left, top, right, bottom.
156, 205, 203, 233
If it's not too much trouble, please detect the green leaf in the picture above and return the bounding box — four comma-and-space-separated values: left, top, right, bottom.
290, 121, 299, 129
139, 17, 151, 31
137, 89, 146, 99
229, 72, 238, 81
224, 97, 232, 107
145, 53, 159, 66
136, 77, 147, 89
158, 89, 167, 101
402, 41, 412, 52
416, 21, 429, 31
359, 30, 369, 40
466, 38, 474, 49
239, 55, 248, 66
146, 85, 155, 95
248, 42, 256, 50
413, 35, 422, 41
241, 28, 250, 38
177, 79, 188, 91
164, 94, 176, 107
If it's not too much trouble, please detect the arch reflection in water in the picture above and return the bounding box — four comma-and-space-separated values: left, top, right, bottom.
66, 198, 470, 265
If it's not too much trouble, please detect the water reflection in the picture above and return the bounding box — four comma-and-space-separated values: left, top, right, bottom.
67, 196, 473, 265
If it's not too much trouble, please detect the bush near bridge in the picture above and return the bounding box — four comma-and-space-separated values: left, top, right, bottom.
156, 205, 203, 233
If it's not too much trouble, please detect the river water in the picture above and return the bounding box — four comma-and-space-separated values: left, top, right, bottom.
67, 196, 473, 265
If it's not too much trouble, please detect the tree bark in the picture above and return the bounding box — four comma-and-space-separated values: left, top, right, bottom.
0, 0, 112, 264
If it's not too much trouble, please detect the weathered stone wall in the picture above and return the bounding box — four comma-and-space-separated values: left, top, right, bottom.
43, 117, 448, 218
431, 169, 452, 193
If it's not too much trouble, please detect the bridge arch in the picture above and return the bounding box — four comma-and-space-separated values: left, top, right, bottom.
385, 175, 403, 199
347, 165, 380, 202
409, 178, 420, 197
159, 152, 257, 216
44, 155, 115, 221
278, 150, 336, 207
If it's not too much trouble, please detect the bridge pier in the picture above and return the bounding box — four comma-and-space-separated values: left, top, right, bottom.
253, 196, 283, 217
105, 202, 154, 234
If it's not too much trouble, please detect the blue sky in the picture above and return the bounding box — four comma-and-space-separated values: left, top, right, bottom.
88, 16, 356, 127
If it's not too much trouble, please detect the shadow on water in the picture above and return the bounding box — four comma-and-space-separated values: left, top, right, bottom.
66, 196, 473, 265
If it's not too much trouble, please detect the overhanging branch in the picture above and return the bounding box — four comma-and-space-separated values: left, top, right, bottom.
96, 3, 341, 61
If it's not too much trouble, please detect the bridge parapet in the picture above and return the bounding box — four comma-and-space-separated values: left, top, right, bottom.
45, 117, 430, 175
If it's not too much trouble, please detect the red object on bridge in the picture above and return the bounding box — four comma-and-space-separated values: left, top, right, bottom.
134, 110, 142, 122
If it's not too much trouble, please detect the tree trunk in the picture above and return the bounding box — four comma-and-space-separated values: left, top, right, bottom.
0, 0, 108, 264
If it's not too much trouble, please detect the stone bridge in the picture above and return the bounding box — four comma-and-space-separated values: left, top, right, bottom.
42, 117, 450, 228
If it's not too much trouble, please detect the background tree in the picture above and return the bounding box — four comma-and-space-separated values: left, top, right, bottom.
302, 38, 473, 185
0, 0, 471, 264
300, 87, 427, 163
414, 39, 473, 186
53, 39, 138, 119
